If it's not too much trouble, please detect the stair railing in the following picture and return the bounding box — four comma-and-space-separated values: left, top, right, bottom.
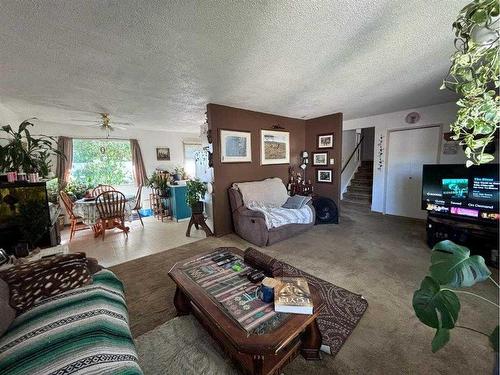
341, 135, 364, 174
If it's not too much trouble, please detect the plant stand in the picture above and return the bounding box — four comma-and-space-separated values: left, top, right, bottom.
185, 212, 213, 238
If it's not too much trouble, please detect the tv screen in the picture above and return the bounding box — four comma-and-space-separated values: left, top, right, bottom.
422, 164, 499, 220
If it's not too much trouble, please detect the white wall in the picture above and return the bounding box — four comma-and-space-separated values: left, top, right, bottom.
341, 129, 359, 196
343, 102, 465, 213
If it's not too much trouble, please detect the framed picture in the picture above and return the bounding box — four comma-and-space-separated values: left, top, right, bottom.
312, 152, 328, 166
220, 129, 252, 163
317, 134, 334, 149
261, 130, 290, 165
156, 147, 170, 161
316, 169, 333, 183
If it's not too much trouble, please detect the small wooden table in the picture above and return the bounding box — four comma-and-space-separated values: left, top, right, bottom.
185, 212, 213, 237
168, 248, 324, 375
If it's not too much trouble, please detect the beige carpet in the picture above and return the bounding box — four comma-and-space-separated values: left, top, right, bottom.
112, 203, 499, 374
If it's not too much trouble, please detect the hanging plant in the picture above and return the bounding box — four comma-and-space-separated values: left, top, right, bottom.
441, 0, 499, 167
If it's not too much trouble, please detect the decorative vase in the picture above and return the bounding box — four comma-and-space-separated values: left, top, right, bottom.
6, 171, 17, 183
28, 172, 39, 183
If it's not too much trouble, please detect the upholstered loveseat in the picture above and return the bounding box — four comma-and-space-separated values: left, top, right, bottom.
0, 253, 142, 375
229, 178, 315, 246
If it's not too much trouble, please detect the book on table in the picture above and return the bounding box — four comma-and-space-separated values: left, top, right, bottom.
274, 277, 313, 315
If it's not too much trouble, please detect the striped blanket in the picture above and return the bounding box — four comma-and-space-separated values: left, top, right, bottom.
246, 201, 314, 229
0, 270, 142, 375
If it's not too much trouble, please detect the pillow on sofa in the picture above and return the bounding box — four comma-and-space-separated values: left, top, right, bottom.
0, 253, 92, 314
0, 278, 15, 336
234, 178, 289, 207
282, 195, 312, 209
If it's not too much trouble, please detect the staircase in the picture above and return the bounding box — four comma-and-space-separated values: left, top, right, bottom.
343, 161, 373, 205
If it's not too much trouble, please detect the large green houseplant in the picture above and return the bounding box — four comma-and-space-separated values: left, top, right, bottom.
0, 119, 62, 177
442, 0, 499, 166
186, 179, 207, 214
413, 240, 498, 354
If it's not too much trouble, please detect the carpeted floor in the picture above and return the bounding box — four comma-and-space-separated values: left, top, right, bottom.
110, 203, 499, 374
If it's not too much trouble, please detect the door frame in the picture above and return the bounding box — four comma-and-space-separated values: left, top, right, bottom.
383, 123, 443, 215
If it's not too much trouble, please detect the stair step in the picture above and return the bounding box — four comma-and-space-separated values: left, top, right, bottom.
343, 191, 372, 201
347, 185, 372, 193
351, 177, 373, 186
354, 172, 373, 179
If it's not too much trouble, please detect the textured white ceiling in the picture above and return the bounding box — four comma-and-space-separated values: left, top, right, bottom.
0, 0, 464, 132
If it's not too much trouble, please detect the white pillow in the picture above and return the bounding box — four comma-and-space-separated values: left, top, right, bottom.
234, 178, 289, 207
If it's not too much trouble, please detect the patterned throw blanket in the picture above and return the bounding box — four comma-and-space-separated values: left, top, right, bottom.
0, 270, 142, 375
246, 201, 314, 229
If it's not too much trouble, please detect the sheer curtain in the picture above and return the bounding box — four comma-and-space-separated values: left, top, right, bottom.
56, 136, 73, 187
130, 139, 147, 186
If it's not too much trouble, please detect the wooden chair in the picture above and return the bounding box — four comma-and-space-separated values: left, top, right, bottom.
132, 184, 144, 226
92, 184, 115, 197
59, 191, 91, 241
95, 191, 129, 240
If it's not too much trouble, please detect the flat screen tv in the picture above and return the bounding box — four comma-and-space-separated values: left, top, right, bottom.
422, 164, 499, 221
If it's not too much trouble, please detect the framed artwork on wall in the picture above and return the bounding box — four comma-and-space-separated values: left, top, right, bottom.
220, 129, 252, 163
260, 129, 290, 165
156, 147, 171, 161
317, 134, 334, 149
312, 152, 328, 166
316, 168, 333, 183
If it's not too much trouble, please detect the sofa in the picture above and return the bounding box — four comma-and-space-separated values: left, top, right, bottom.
0, 253, 142, 375
229, 178, 315, 247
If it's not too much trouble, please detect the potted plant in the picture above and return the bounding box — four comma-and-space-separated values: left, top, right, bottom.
0, 119, 62, 179
186, 179, 207, 214
441, 0, 499, 166
64, 180, 91, 201
173, 166, 185, 181
412, 240, 498, 369
146, 172, 170, 197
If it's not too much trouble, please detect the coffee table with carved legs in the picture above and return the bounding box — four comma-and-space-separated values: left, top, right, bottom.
168, 248, 324, 375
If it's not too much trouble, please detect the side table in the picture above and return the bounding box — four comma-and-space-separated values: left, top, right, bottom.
185, 213, 213, 237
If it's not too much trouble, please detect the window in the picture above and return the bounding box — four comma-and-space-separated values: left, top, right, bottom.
71, 139, 134, 186
183, 143, 203, 179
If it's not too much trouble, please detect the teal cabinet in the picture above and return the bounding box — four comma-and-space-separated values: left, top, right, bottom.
169, 185, 191, 221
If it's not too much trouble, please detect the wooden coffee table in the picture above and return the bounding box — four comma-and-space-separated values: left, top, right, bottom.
168, 248, 324, 375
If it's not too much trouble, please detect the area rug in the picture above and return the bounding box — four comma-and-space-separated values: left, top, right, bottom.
135, 315, 239, 375
135, 315, 346, 375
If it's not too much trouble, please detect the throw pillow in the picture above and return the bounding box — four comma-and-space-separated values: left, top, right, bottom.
0, 278, 16, 336
282, 195, 312, 209
0, 253, 92, 314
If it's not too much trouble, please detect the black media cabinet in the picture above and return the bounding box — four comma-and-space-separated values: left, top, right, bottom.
426, 211, 499, 268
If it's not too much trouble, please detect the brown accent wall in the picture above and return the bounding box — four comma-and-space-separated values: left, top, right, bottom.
208, 103, 342, 236
305, 113, 343, 205
208, 104, 305, 236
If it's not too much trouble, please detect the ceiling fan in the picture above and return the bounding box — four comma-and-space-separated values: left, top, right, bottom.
71, 113, 133, 137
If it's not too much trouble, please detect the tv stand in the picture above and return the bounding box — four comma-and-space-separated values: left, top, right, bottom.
426, 212, 499, 268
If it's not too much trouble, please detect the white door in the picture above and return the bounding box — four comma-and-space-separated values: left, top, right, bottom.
385, 126, 440, 219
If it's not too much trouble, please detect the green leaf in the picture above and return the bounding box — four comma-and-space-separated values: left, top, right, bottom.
431, 240, 491, 287
413, 276, 460, 329
490, 326, 499, 352
432, 328, 450, 353
478, 153, 495, 164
